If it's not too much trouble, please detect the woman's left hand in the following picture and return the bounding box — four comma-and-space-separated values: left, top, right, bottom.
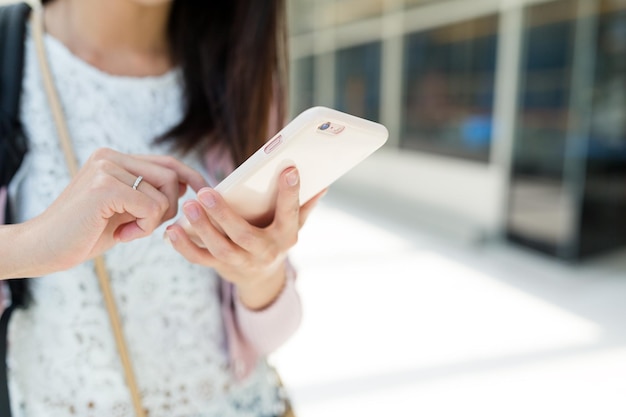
165, 167, 324, 310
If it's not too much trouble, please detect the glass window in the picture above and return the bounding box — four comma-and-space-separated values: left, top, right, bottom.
513, 1, 578, 180
508, 0, 626, 259
291, 56, 316, 116
401, 14, 499, 162
335, 42, 382, 122
580, 0, 626, 255
589, 0, 626, 160
507, 0, 578, 256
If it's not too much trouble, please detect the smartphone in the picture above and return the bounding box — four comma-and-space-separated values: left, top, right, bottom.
176, 106, 388, 242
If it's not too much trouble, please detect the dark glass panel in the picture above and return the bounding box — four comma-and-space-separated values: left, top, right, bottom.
335, 42, 382, 122
402, 15, 498, 162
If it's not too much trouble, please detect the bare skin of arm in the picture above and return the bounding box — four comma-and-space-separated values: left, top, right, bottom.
0, 148, 207, 279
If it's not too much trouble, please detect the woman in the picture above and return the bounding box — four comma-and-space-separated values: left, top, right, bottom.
0, 0, 319, 416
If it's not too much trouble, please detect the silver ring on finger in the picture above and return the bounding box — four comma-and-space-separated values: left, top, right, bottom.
131, 175, 144, 191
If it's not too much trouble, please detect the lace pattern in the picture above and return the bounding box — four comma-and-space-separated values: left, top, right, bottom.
6, 29, 284, 417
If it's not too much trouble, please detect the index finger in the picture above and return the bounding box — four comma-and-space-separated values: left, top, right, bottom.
136, 154, 209, 192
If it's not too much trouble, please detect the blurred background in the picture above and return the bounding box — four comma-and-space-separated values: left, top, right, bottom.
287, 0, 626, 261
273, 0, 626, 416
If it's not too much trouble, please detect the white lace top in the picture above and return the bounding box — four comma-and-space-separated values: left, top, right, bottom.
6, 29, 284, 417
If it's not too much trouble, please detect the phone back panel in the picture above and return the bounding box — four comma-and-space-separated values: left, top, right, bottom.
214, 107, 388, 224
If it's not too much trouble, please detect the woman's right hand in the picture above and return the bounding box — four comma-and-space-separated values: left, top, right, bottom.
1, 148, 207, 279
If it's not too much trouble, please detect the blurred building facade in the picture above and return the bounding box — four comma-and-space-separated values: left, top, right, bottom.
288, 0, 626, 261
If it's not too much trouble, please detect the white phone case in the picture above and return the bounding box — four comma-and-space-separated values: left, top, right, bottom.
176, 106, 387, 244
217, 106, 387, 222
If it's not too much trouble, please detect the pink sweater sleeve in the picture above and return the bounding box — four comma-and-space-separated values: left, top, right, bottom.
221, 263, 302, 380
233, 263, 301, 355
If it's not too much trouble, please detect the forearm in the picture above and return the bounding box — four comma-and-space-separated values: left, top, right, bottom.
235, 260, 288, 311
0, 219, 54, 279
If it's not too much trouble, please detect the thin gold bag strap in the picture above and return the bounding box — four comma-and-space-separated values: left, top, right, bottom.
29, 3, 146, 417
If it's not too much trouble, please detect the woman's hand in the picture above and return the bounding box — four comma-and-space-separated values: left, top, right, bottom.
165, 167, 324, 310
0, 148, 207, 279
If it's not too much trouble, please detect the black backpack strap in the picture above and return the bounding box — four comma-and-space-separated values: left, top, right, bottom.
0, 3, 32, 417
0, 2, 30, 117
0, 2, 30, 189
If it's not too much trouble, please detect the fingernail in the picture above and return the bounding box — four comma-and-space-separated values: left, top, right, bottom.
184, 202, 201, 222
286, 169, 299, 187
199, 191, 216, 208
166, 227, 178, 243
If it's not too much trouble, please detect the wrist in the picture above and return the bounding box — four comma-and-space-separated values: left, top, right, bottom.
0, 220, 47, 279
0, 215, 70, 279
235, 262, 287, 311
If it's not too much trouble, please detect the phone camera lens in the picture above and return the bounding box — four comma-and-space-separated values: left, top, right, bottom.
319, 122, 330, 131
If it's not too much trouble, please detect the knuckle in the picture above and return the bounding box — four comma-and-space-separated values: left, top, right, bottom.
210, 205, 227, 222
163, 169, 178, 185
185, 251, 205, 265
89, 171, 107, 189
94, 158, 113, 171
261, 243, 280, 263
287, 233, 299, 248
279, 199, 300, 220
214, 246, 239, 264
91, 147, 115, 161
192, 171, 205, 184
91, 169, 115, 191
147, 199, 164, 217
160, 155, 178, 168
156, 193, 170, 213
236, 230, 258, 248
91, 159, 117, 180
213, 245, 232, 259
178, 250, 198, 265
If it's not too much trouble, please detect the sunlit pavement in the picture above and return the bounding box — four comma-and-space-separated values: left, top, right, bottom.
271, 190, 626, 417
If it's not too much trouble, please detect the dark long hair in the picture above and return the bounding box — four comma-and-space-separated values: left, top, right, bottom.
163, 0, 288, 165
40, 0, 288, 165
